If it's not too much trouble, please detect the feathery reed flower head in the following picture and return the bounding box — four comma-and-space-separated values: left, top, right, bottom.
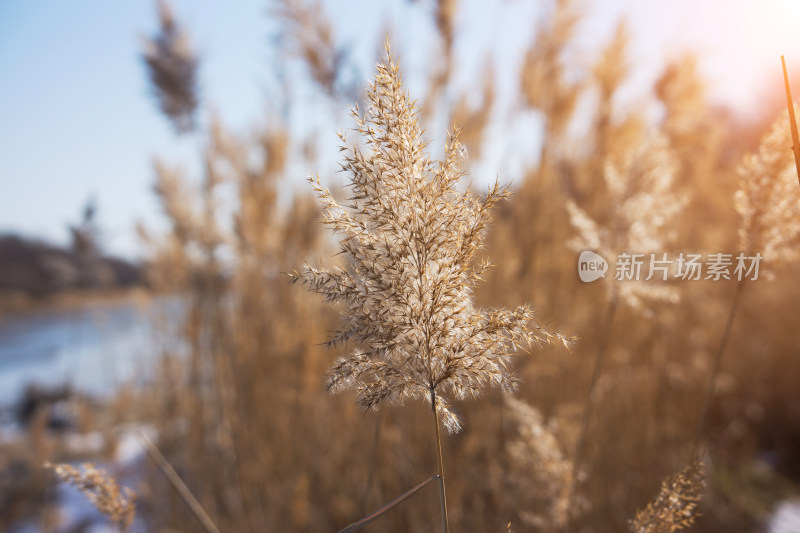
504, 394, 580, 529
449, 60, 495, 161
654, 54, 706, 136
142, 0, 200, 134
46, 462, 136, 532
520, 0, 582, 138
735, 112, 800, 266
568, 133, 685, 310
629, 458, 704, 533
435, 0, 458, 67
274, 0, 349, 99
292, 44, 569, 433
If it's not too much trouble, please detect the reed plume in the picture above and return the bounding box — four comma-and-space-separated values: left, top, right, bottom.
567, 132, 684, 310
567, 131, 684, 519
274, 0, 350, 100
45, 462, 136, 532
694, 111, 800, 452
142, 0, 200, 134
520, 0, 582, 140
292, 43, 569, 531
292, 43, 569, 433
449, 61, 495, 161
735, 112, 800, 263
655, 55, 707, 141
629, 458, 704, 533
504, 394, 579, 529
435, 0, 458, 69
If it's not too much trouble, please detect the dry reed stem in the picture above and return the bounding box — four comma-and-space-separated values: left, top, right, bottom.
692, 280, 744, 456
781, 56, 800, 185
570, 295, 617, 505
431, 385, 450, 532
338, 475, 440, 533
138, 432, 222, 533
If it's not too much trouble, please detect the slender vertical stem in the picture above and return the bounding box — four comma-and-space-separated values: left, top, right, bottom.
338, 476, 440, 533
138, 432, 222, 533
573, 296, 618, 475
566, 295, 618, 530
692, 280, 745, 456
430, 386, 450, 533
781, 56, 800, 186
360, 412, 383, 512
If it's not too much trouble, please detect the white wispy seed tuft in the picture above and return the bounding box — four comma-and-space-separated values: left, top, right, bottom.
291, 45, 569, 433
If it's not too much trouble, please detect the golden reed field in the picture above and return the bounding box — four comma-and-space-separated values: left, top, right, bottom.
4, 1, 800, 531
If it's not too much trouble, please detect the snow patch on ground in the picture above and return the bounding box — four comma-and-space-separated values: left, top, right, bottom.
113, 424, 157, 465
770, 500, 800, 533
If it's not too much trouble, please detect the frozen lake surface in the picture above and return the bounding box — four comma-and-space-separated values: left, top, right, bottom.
0, 296, 182, 408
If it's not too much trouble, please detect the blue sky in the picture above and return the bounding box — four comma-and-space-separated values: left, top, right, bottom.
2, 0, 800, 259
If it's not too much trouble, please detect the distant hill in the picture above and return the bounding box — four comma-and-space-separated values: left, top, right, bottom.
0, 233, 143, 297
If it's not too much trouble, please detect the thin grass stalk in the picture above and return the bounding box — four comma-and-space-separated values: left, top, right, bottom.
573, 295, 618, 475
692, 279, 745, 456
567, 294, 618, 526
338, 476, 440, 533
138, 432, 222, 533
360, 412, 383, 512
781, 55, 800, 186
431, 385, 450, 533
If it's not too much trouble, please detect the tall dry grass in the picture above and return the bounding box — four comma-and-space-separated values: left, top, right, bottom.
114, 0, 800, 532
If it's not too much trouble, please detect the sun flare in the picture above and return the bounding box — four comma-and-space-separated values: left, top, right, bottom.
780, 0, 800, 18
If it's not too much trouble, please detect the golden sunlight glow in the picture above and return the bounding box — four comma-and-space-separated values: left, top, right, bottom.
779, 0, 800, 18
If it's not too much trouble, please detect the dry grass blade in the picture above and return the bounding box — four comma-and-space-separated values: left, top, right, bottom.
571, 296, 617, 492
692, 280, 744, 455
338, 475, 440, 533
781, 56, 800, 185
138, 432, 221, 533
